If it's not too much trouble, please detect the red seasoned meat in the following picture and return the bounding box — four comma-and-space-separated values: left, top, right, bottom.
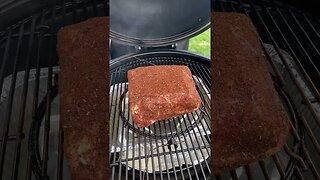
211, 12, 290, 173
57, 17, 109, 180
128, 65, 201, 128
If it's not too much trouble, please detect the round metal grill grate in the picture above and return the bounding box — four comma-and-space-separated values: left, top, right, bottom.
119, 83, 209, 139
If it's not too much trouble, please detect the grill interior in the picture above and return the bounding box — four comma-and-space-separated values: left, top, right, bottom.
109, 51, 211, 180
212, 0, 320, 180
0, 0, 319, 180
0, 0, 107, 179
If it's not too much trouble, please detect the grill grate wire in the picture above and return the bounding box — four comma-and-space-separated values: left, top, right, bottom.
109, 56, 211, 180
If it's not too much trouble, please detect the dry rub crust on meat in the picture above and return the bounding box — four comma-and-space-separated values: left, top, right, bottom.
57, 17, 109, 180
128, 65, 202, 128
211, 12, 290, 173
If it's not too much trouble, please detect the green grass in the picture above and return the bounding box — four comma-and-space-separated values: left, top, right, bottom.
188, 28, 211, 57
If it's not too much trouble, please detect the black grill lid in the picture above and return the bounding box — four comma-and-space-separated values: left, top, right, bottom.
110, 0, 210, 47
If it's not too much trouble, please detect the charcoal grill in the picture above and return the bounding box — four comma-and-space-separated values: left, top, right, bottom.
0, 0, 108, 179
0, 0, 319, 180
109, 51, 211, 180
109, 1, 211, 179
212, 0, 320, 180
